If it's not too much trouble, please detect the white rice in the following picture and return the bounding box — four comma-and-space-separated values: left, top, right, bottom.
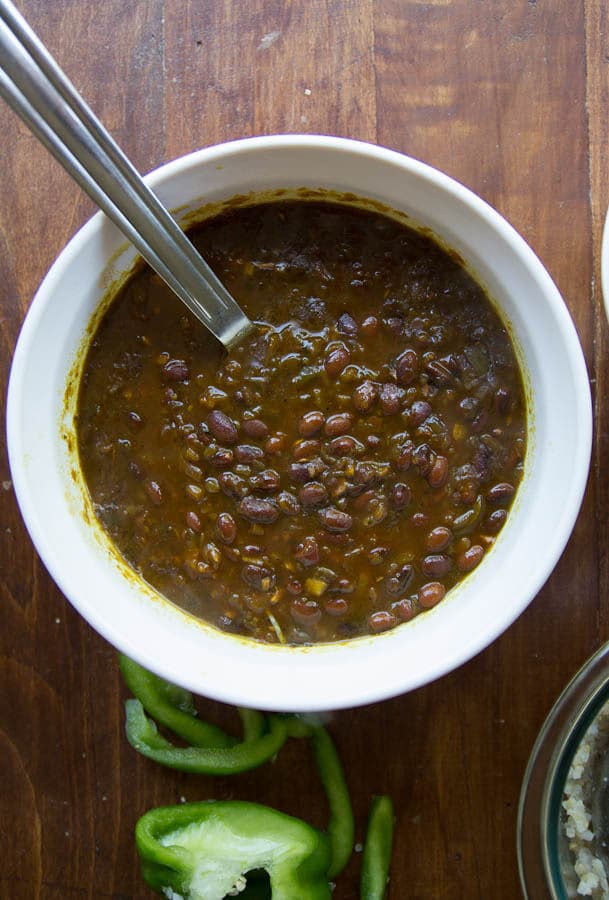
563, 702, 609, 897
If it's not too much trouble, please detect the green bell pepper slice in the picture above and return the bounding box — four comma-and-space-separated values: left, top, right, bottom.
282, 716, 354, 878
310, 725, 354, 879
119, 655, 265, 748
360, 795, 394, 900
125, 699, 289, 775
136, 800, 332, 900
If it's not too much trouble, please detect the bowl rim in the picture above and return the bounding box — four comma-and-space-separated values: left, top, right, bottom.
6, 134, 593, 710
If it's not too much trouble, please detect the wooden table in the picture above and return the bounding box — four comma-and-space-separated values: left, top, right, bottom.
1, 2, 607, 897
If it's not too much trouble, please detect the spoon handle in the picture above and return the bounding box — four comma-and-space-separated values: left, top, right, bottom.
0, 0, 253, 350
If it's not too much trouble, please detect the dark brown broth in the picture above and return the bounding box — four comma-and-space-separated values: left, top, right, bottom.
77, 200, 526, 644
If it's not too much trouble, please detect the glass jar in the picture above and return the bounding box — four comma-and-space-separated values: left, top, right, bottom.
518, 642, 609, 898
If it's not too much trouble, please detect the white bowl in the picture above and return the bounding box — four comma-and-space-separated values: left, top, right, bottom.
6, 135, 592, 711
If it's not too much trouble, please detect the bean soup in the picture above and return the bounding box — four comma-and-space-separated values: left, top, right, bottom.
77, 199, 526, 644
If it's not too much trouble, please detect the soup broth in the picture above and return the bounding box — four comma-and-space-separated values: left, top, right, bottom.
77, 200, 526, 644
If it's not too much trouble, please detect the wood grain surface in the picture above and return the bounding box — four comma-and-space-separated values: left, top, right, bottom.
1, 1, 607, 897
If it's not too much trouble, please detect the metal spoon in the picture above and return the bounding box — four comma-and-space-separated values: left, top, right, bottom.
0, 0, 253, 351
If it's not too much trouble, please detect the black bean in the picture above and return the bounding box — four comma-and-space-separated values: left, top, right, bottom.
186, 510, 202, 532
337, 311, 359, 335
361, 315, 379, 337
162, 358, 190, 382
145, 480, 163, 505
219, 471, 248, 499
408, 400, 432, 427
413, 443, 433, 476
457, 545, 484, 572
197, 421, 212, 444
452, 466, 480, 506
324, 597, 349, 616
379, 383, 402, 416
289, 458, 327, 483
207, 409, 238, 444
289, 462, 312, 483
444, 354, 461, 375
395, 440, 415, 471
318, 507, 353, 533
425, 526, 452, 552
353, 380, 379, 414
335, 578, 355, 594
485, 508, 507, 533
286, 577, 303, 595
216, 512, 237, 544
250, 469, 281, 492
294, 536, 320, 566
209, 447, 234, 468
418, 582, 446, 608
326, 475, 348, 500
299, 482, 328, 507
233, 388, 250, 406
394, 597, 417, 621
425, 359, 453, 386
327, 436, 363, 457
290, 598, 322, 626
368, 611, 398, 633
421, 554, 452, 578
202, 542, 222, 569
242, 418, 269, 439
243, 543, 263, 556
362, 496, 388, 526
299, 411, 325, 437
293, 439, 322, 460
235, 444, 265, 464
368, 546, 389, 566
487, 482, 515, 504
411, 512, 429, 528
277, 491, 300, 516
238, 496, 279, 524
242, 564, 275, 591
353, 462, 380, 488
396, 349, 419, 385
459, 397, 479, 419
183, 461, 203, 482
324, 412, 354, 437
428, 455, 448, 487
265, 434, 286, 455
472, 442, 493, 478
324, 346, 350, 377
391, 482, 411, 509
